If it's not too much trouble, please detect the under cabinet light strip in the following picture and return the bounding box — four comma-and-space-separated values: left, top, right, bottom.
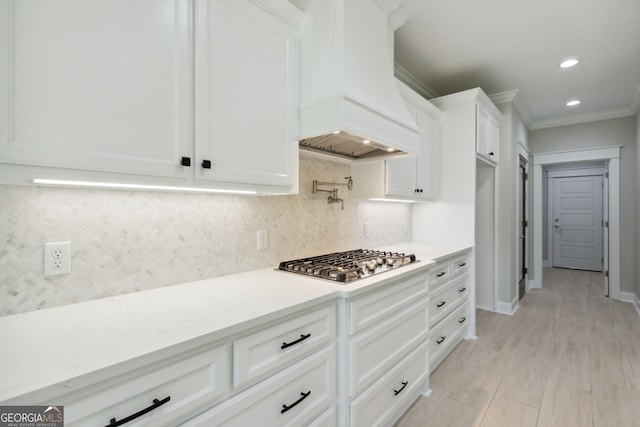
369, 198, 416, 203
32, 179, 257, 195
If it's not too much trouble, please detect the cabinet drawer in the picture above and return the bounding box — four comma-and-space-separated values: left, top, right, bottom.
350, 341, 428, 427
451, 253, 471, 277
429, 302, 469, 371
349, 300, 428, 396
233, 304, 336, 388
429, 275, 469, 327
428, 261, 451, 288
183, 345, 336, 427
64, 344, 229, 427
307, 406, 337, 427
349, 272, 428, 335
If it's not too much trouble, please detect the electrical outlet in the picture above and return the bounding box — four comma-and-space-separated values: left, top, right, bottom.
44, 241, 71, 276
257, 229, 268, 251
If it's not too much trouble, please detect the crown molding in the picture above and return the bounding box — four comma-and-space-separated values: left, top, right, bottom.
393, 63, 439, 100
630, 85, 640, 115
488, 89, 534, 129
530, 107, 636, 130
375, 0, 417, 30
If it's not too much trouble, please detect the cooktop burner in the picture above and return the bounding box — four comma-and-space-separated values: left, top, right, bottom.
278, 249, 417, 283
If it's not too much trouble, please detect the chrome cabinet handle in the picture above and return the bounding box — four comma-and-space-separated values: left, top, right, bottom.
458, 287, 466, 293
436, 271, 446, 277
436, 301, 446, 308
436, 336, 446, 344
459, 316, 467, 324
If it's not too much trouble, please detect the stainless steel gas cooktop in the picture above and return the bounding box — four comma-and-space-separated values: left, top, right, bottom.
278, 249, 417, 283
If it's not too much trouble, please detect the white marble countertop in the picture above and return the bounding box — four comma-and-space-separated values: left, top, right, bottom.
0, 242, 471, 403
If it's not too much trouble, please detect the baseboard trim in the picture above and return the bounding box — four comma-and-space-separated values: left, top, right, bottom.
543, 260, 551, 268
496, 297, 519, 315
528, 279, 541, 290
619, 292, 640, 316
476, 305, 495, 312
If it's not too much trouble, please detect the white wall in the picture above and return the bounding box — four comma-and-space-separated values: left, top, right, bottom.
494, 101, 529, 308
529, 116, 637, 293
636, 110, 640, 299
0, 155, 413, 316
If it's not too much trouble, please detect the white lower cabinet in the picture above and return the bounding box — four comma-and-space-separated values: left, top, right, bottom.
350, 341, 428, 427
429, 302, 469, 370
22, 259, 476, 426
344, 271, 430, 425
181, 345, 336, 426
427, 250, 472, 373
429, 275, 469, 327
349, 299, 428, 396
63, 343, 230, 427
233, 304, 336, 389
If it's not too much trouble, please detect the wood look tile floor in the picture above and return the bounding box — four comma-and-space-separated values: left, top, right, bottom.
395, 268, 640, 427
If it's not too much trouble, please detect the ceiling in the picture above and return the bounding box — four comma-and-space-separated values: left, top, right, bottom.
393, 0, 640, 129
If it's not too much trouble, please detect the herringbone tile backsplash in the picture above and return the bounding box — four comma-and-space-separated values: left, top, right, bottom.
0, 155, 412, 316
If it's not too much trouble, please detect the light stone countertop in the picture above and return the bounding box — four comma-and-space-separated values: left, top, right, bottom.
0, 242, 471, 403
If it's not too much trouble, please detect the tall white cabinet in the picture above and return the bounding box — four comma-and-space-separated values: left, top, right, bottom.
412, 87, 501, 324
0, 0, 300, 193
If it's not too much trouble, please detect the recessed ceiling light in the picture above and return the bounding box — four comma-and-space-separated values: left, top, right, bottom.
362, 139, 370, 144
332, 130, 340, 134
386, 147, 395, 152
566, 99, 581, 106
560, 58, 579, 68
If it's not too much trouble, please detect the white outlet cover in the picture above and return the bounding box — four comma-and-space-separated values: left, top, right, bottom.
257, 229, 268, 250
44, 241, 71, 276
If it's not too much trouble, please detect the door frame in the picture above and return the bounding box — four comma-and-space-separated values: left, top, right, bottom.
546, 165, 605, 271
532, 146, 621, 300
516, 140, 529, 300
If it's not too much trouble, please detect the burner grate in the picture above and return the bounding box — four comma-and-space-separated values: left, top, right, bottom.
278, 249, 417, 283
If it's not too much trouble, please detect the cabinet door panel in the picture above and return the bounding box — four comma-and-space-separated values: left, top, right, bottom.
415, 109, 439, 200
0, 0, 192, 179
385, 156, 416, 198
195, 0, 296, 188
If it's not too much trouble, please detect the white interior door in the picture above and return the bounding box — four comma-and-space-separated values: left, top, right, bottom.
552, 175, 603, 271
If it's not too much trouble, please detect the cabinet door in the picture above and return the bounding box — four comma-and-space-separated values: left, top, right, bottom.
194, 0, 297, 189
0, 0, 192, 179
415, 109, 440, 200
476, 104, 499, 164
385, 156, 417, 198
487, 113, 500, 163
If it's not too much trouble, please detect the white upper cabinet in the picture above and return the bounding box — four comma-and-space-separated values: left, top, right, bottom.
475, 100, 500, 165
0, 0, 301, 193
0, 0, 192, 180
351, 81, 441, 202
194, 0, 300, 190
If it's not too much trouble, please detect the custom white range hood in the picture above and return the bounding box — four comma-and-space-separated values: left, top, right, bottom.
296, 0, 420, 159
